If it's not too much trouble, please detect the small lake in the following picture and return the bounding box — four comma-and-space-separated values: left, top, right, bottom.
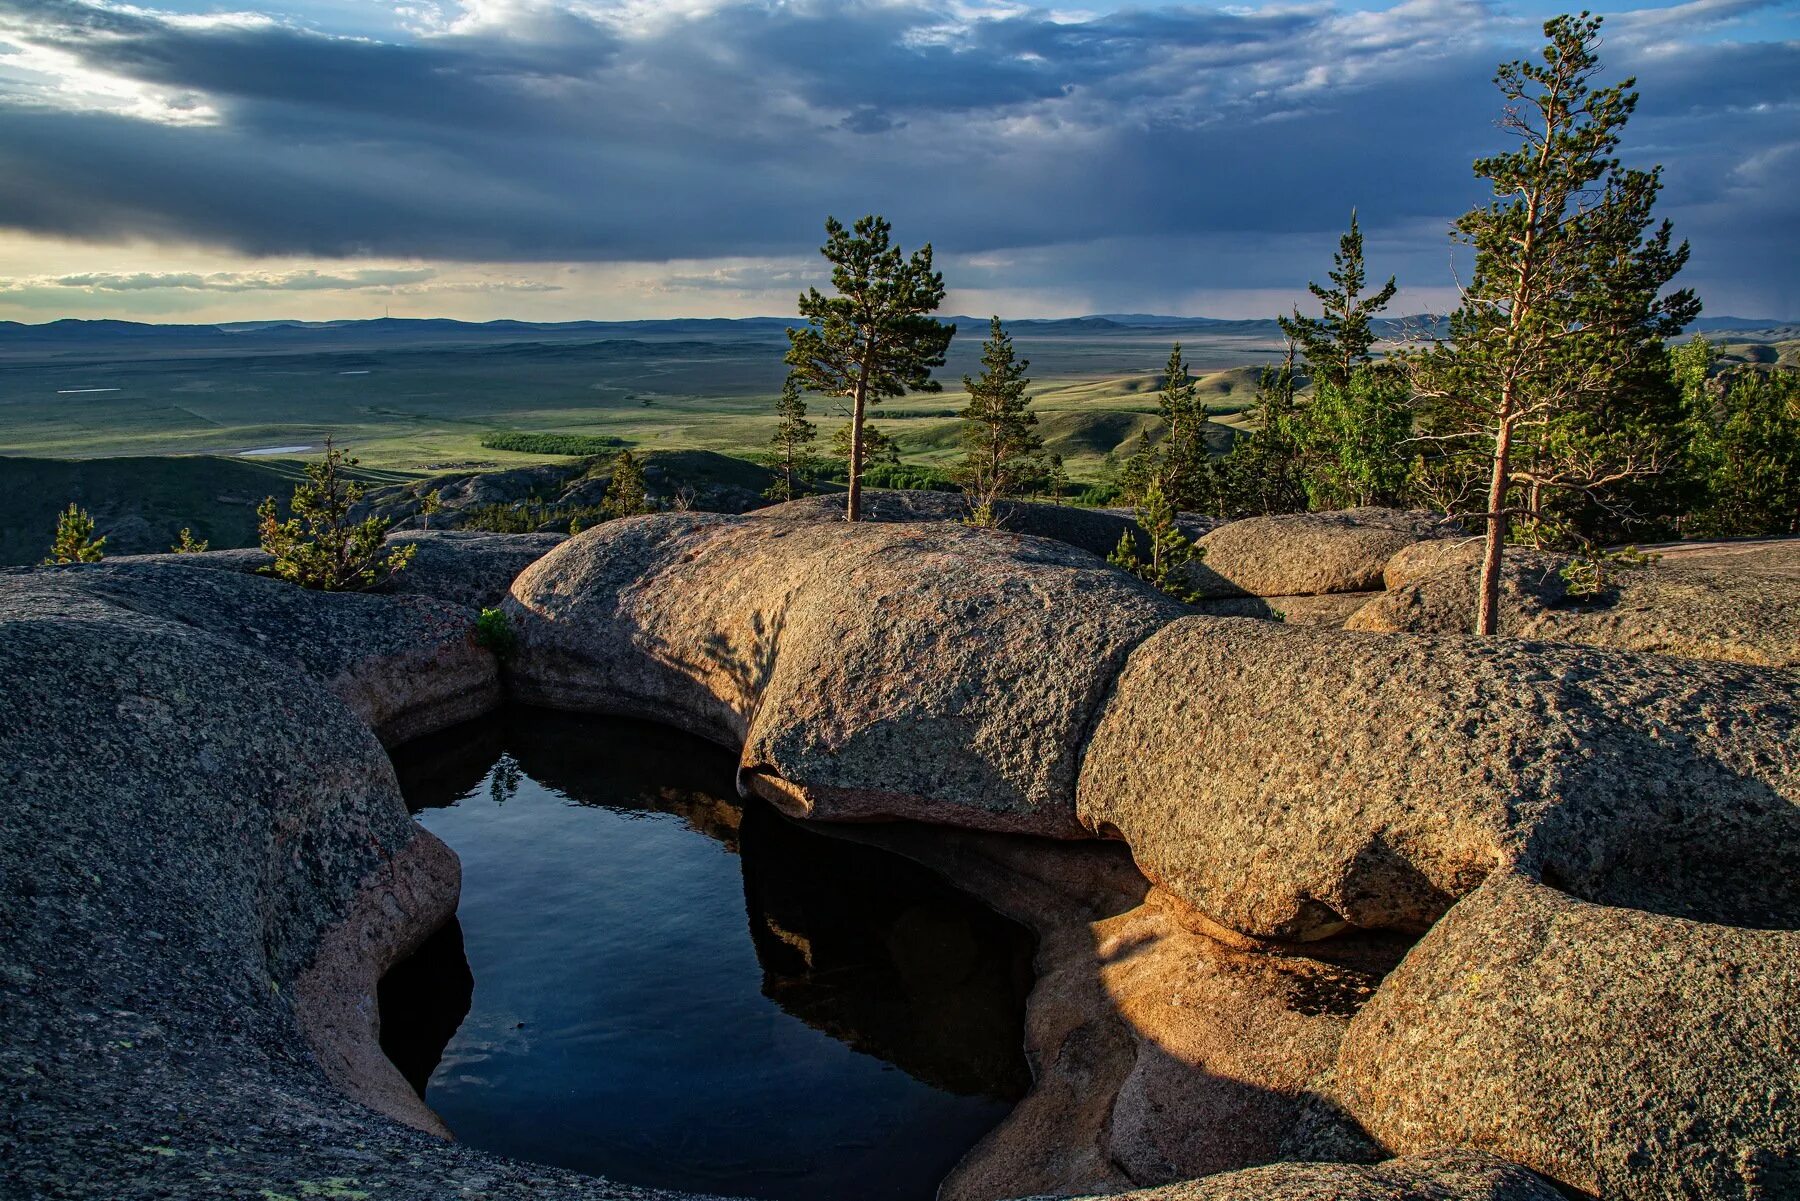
382, 709, 1034, 1201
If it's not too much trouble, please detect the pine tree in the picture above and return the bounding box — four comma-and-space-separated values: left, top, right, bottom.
1108, 479, 1201, 601
44, 503, 105, 564
765, 375, 818, 502
1295, 367, 1414, 509
1278, 211, 1398, 390
257, 437, 413, 591
785, 215, 955, 521
1683, 346, 1800, 537
1122, 344, 1210, 510
171, 528, 208, 554
1409, 14, 1699, 634
955, 317, 1047, 520
1209, 354, 1310, 517
602, 450, 650, 519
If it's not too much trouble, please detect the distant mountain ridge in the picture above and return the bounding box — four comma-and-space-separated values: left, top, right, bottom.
2, 312, 1792, 351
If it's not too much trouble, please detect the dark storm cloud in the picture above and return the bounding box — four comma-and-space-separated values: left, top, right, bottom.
0, 0, 1793, 311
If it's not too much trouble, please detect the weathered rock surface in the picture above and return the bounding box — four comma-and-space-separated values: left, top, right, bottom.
1379, 536, 1484, 590
1336, 873, 1800, 1201
1032, 1150, 1564, 1200
9, 517, 1800, 1201
753, 491, 1219, 561
1645, 535, 1800, 576
0, 582, 475, 1197
1352, 550, 1800, 668
1191, 592, 1379, 627
823, 822, 1402, 1201
1186, 509, 1460, 599
6, 558, 499, 744
506, 513, 1185, 835
118, 530, 564, 612
1079, 615, 1800, 940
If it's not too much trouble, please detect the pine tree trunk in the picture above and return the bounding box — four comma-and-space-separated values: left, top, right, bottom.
846, 380, 867, 523
1477, 413, 1514, 636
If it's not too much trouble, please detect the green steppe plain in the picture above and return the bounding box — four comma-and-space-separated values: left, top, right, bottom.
1, 322, 1789, 565
0, 327, 1287, 470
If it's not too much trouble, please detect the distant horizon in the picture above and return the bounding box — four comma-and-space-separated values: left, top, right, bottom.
4, 311, 1796, 331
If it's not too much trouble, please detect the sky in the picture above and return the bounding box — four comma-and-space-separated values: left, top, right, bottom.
0, 0, 1794, 323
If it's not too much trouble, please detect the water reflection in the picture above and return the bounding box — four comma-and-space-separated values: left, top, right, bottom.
381, 708, 1034, 1201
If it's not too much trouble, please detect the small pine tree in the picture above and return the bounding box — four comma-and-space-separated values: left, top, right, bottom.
1686, 360, 1800, 537
1121, 344, 1210, 511
171, 528, 209, 554
418, 488, 443, 531
1108, 479, 1201, 601
955, 316, 1047, 518
1207, 354, 1310, 517
765, 375, 819, 502
44, 504, 105, 564
602, 450, 650, 519
1278, 210, 1398, 389
257, 437, 414, 591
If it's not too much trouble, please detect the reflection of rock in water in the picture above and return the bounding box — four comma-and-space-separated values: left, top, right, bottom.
378, 917, 475, 1097
382, 706, 1034, 1108
501, 707, 746, 847
389, 720, 508, 812
739, 802, 1036, 1103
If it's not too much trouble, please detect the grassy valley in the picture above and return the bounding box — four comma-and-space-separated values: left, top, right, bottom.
2, 315, 1793, 564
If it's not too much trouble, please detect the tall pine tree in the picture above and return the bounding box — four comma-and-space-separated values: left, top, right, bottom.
1410, 14, 1698, 634
1278, 211, 1398, 389
785, 216, 954, 521
955, 317, 1047, 521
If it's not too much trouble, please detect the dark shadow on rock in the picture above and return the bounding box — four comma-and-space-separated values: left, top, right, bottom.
377, 916, 475, 1097
738, 800, 1037, 1103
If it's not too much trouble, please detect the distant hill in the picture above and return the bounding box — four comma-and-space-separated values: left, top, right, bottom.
5, 312, 1791, 356
0, 455, 407, 565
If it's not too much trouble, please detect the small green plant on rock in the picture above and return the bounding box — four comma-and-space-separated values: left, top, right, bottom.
1108, 479, 1202, 602
473, 607, 517, 658
44, 503, 106, 564
257, 437, 414, 591
1558, 544, 1660, 599
963, 497, 1000, 529
171, 528, 208, 554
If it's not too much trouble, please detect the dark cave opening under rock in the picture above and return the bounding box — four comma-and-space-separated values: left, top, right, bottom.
378, 707, 1037, 1201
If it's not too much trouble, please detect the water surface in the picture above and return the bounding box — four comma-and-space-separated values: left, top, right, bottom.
382, 710, 1034, 1201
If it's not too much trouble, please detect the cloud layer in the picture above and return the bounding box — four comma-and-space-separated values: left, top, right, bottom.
0, 0, 1794, 316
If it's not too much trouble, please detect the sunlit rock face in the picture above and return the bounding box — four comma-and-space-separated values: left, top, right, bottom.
1352, 541, 1800, 667
1336, 873, 1800, 1200
1171, 507, 1460, 599
503, 513, 1185, 836
4, 516, 1799, 1201
1077, 614, 1800, 940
